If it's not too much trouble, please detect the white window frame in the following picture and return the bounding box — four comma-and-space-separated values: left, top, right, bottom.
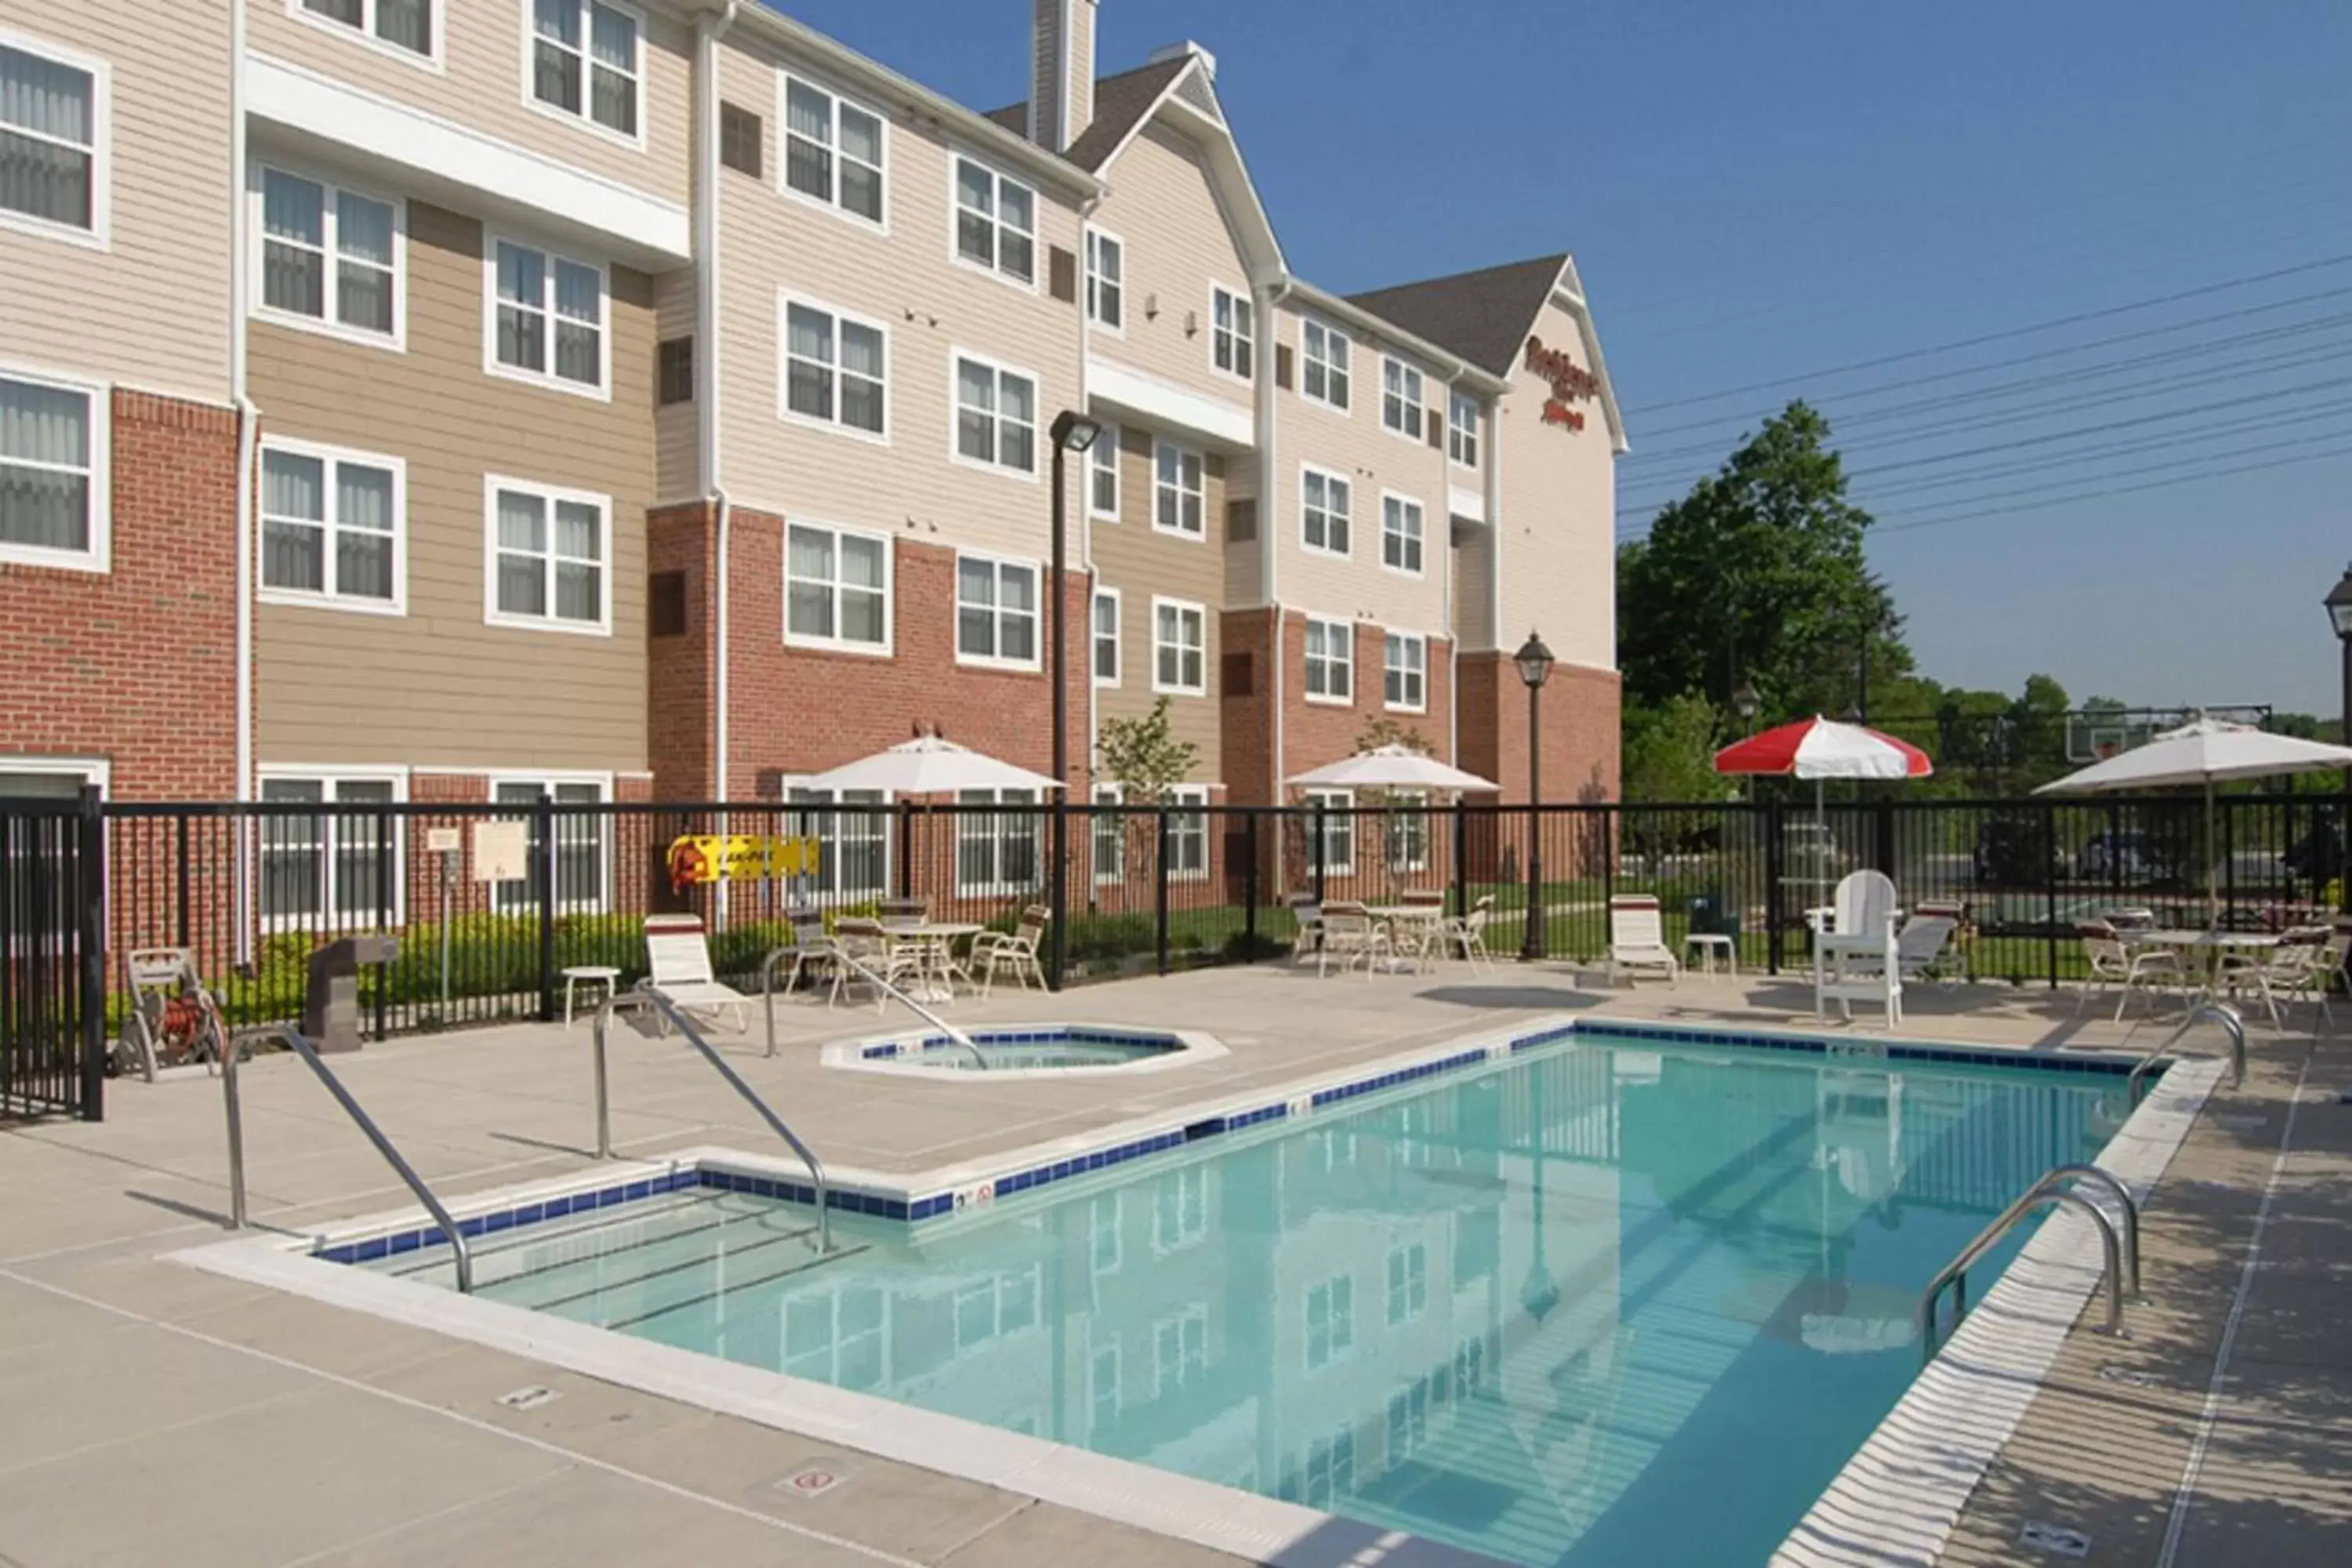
483, 233, 611, 399
1152, 440, 1204, 539
1150, 1306, 1208, 1398
1299, 463, 1351, 559
782, 784, 891, 898
289, 0, 442, 69
254, 768, 410, 931
954, 550, 1042, 670
1449, 390, 1481, 469
0, 362, 109, 574
1381, 357, 1426, 442
1385, 788, 1430, 873
782, 517, 893, 657
1210, 283, 1254, 384
1383, 630, 1428, 713
1091, 585, 1120, 687
487, 773, 612, 916
778, 292, 891, 445
1167, 785, 1210, 881
1152, 1167, 1210, 1254
1300, 318, 1352, 412
519, 0, 647, 151
1087, 419, 1120, 519
949, 349, 1040, 479
1085, 226, 1124, 334
777, 70, 888, 233
257, 437, 407, 615
956, 786, 1042, 897
1088, 1341, 1121, 1435
1091, 783, 1125, 886
1305, 787, 1356, 875
1304, 1273, 1355, 1371
0, 27, 111, 251
481, 474, 612, 637
1381, 492, 1426, 578
949, 154, 1038, 291
1303, 616, 1353, 706
1151, 596, 1207, 697
249, 164, 407, 350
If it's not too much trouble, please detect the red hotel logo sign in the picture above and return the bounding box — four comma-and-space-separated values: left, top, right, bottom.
1525, 336, 1598, 433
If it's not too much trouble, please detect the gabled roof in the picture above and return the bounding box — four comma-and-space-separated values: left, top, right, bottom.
1345, 254, 1571, 380
981, 57, 1192, 174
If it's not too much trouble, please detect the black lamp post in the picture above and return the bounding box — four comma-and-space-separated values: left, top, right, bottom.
1047, 409, 1103, 989
2325, 563, 2352, 912
1515, 631, 1555, 960
1733, 681, 1761, 735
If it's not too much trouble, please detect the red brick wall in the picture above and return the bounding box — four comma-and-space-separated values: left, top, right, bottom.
645, 501, 717, 800
1, 391, 239, 799
1458, 655, 1621, 808
1218, 607, 1279, 804
1278, 614, 1455, 785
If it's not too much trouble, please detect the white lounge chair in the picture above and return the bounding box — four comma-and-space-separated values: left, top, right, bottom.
1841, 909, 1959, 992
1815, 870, 1901, 1026
642, 913, 753, 1033
1606, 895, 1679, 987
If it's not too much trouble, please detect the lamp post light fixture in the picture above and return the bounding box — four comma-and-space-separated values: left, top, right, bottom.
1514, 630, 1555, 961
1733, 680, 1761, 733
1047, 410, 1103, 988
2326, 562, 2352, 912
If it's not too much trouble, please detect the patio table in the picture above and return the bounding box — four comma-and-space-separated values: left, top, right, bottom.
2121, 927, 2279, 1004
881, 921, 985, 1000
1366, 906, 1446, 972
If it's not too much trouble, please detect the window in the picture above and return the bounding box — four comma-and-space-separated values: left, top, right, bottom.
257, 774, 401, 927
1382, 358, 1425, 440
1384, 630, 1426, 711
0, 370, 105, 570
1387, 1378, 1431, 1464
256, 168, 399, 344
1301, 466, 1350, 556
1088, 421, 1120, 517
1385, 1243, 1428, 1326
953, 354, 1036, 474
786, 787, 887, 896
1154, 1167, 1208, 1252
1090, 1194, 1123, 1276
1305, 1274, 1354, 1370
1092, 587, 1120, 685
1091, 784, 1124, 885
1085, 228, 1123, 329
529, 0, 641, 141
781, 299, 887, 438
718, 101, 762, 178
956, 554, 1039, 666
1152, 1308, 1207, 1397
486, 478, 607, 633
1153, 441, 1203, 537
782, 74, 884, 225
1304, 617, 1352, 704
953, 157, 1036, 285
1169, 786, 1208, 879
1301, 318, 1351, 410
1381, 494, 1425, 575
785, 521, 889, 652
1089, 1344, 1120, 1433
657, 336, 693, 405
1301, 1428, 1354, 1509
1211, 285, 1254, 380
958, 787, 1039, 893
491, 779, 608, 914
260, 442, 401, 612
489, 238, 605, 394
1306, 788, 1354, 875
298, 0, 434, 58
1, 37, 105, 242
1449, 390, 1480, 467
1152, 598, 1205, 695
1386, 789, 1429, 873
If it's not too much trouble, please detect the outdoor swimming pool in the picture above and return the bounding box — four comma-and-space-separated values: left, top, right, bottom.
828, 1024, 1207, 1075
365, 1030, 2127, 1566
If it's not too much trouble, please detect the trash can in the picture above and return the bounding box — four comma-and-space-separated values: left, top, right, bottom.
304, 934, 397, 1053
1687, 893, 1741, 942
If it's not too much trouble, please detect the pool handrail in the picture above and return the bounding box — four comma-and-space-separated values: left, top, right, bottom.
762, 941, 989, 1071
1918, 1166, 2129, 1363
222, 1022, 476, 1294
2125, 1001, 2245, 1103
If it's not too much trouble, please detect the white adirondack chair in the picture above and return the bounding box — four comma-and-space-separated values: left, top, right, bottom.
1815, 870, 1902, 1026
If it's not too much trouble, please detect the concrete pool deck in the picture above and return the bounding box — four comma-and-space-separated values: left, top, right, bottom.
2, 962, 2343, 1566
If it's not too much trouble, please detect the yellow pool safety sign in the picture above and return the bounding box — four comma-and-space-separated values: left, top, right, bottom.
666, 834, 822, 887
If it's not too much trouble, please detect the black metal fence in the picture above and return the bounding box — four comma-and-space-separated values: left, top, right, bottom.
4, 789, 2345, 1117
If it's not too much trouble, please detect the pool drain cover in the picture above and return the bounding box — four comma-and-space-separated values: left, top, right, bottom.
2020, 1522, 2091, 1557
779, 1465, 845, 1498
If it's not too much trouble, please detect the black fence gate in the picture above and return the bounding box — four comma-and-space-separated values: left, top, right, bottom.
1, 790, 106, 1121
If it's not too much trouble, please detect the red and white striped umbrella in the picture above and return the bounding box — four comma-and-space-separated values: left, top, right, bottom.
1713, 716, 1933, 781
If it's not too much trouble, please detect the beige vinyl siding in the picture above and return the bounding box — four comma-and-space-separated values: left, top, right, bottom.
1269, 302, 1453, 635
1451, 518, 1496, 652
1091, 425, 1222, 781
250, 199, 652, 771
248, 0, 692, 209
1087, 122, 1254, 405
1221, 466, 1262, 607
713, 36, 1085, 562
652, 264, 697, 499
1495, 299, 1613, 672
0, 1, 232, 400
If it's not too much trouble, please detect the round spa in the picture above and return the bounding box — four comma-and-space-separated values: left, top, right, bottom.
821, 1025, 1226, 1079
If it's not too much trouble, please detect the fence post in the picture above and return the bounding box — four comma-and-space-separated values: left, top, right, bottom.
1155, 808, 1172, 975
75, 787, 106, 1121
1243, 809, 1260, 961
2043, 800, 2060, 989
535, 793, 557, 1022
1764, 795, 1784, 975
1452, 804, 1468, 919
1313, 801, 1328, 904
1875, 797, 1896, 877
175, 811, 191, 949
895, 801, 914, 900
374, 803, 393, 1040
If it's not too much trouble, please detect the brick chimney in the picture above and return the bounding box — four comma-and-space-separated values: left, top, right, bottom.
1029, 0, 1097, 153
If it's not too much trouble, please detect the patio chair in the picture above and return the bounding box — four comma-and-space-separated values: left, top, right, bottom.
2074, 920, 2183, 1022
771, 906, 838, 996
1399, 888, 1446, 908
642, 913, 753, 1033
971, 904, 1050, 996
1606, 895, 1679, 988
827, 916, 921, 1009
1317, 901, 1392, 978
1841, 910, 1959, 988
2220, 924, 2333, 1030
1287, 893, 1327, 964
877, 897, 928, 927
1437, 895, 1497, 972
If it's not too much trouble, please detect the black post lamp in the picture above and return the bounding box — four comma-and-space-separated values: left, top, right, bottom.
1515, 631, 1555, 960
1047, 410, 1103, 988
2325, 564, 2352, 912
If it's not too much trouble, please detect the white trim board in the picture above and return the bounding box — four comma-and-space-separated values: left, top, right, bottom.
1085, 357, 1253, 451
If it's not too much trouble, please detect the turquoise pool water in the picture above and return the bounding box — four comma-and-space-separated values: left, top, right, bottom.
882, 1038, 1176, 1071
386, 1034, 2126, 1566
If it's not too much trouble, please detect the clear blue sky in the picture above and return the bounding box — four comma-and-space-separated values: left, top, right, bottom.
772, 1, 2352, 719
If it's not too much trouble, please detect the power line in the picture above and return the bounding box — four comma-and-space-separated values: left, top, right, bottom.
1867, 426, 2352, 519
1856, 398, 2352, 499
1868, 443, 2352, 536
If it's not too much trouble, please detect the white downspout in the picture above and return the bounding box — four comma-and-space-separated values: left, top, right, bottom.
1261, 276, 1294, 799
1077, 194, 1102, 800
230, 0, 258, 958
701, 4, 738, 808
1441, 375, 1460, 768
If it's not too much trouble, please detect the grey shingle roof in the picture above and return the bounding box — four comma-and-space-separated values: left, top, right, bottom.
1345, 254, 1570, 379
981, 56, 1193, 173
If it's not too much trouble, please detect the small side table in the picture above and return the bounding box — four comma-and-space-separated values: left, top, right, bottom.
561, 965, 622, 1028
1684, 933, 1738, 978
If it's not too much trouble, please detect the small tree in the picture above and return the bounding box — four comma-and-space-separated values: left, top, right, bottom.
1095, 698, 1200, 901
1348, 718, 1438, 880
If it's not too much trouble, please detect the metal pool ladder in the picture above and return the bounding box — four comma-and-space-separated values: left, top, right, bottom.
2127, 1001, 2246, 1103
222, 1024, 477, 1294
1918, 1163, 2142, 1365
593, 987, 837, 1254
761, 942, 989, 1070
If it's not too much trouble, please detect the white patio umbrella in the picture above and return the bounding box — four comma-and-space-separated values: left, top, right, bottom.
1284, 744, 1498, 793
800, 735, 1063, 794
2034, 716, 2352, 920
